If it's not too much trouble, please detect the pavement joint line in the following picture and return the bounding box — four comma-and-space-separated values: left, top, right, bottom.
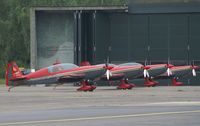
0, 110, 200, 126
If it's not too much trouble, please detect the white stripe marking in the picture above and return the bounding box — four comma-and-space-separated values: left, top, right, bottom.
148, 101, 200, 105
0, 110, 200, 125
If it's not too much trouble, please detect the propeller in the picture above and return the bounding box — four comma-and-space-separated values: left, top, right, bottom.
105, 56, 112, 80
143, 69, 150, 78
192, 68, 196, 76
166, 58, 173, 76
167, 67, 172, 76
143, 59, 150, 78
106, 69, 112, 80
191, 61, 199, 77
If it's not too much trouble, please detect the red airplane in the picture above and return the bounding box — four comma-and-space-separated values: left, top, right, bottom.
142, 64, 174, 87
5, 61, 112, 92
100, 62, 144, 89
154, 65, 199, 86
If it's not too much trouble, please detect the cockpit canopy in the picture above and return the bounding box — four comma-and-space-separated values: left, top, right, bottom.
118, 62, 142, 67
48, 63, 78, 73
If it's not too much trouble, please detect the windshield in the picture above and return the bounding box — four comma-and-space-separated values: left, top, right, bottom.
118, 62, 142, 67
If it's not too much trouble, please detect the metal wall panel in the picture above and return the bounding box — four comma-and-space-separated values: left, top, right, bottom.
149, 14, 169, 61
110, 13, 129, 62
128, 0, 200, 14
80, 12, 94, 63
95, 13, 110, 63
129, 15, 148, 62
169, 14, 188, 65
189, 14, 200, 62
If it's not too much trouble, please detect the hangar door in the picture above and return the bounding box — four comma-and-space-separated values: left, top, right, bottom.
99, 13, 198, 66
36, 11, 74, 68
149, 14, 188, 65
94, 13, 111, 64
190, 14, 200, 63
94, 13, 148, 64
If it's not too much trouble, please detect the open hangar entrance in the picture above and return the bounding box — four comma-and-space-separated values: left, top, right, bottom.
30, 5, 200, 85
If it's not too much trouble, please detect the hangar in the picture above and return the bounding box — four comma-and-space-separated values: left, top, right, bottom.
30, 1, 200, 84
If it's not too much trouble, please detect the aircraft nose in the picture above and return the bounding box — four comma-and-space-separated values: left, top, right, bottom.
192, 66, 200, 70
142, 66, 150, 70
103, 66, 114, 70
166, 64, 174, 68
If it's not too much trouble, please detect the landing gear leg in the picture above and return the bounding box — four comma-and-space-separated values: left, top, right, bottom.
53, 84, 62, 90
171, 78, 183, 86
7, 86, 14, 92
144, 78, 158, 87
117, 79, 135, 90
77, 80, 96, 92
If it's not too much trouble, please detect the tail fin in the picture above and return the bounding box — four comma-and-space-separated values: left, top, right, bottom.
5, 61, 25, 88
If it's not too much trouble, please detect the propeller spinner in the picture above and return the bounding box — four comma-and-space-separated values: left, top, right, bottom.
192, 68, 196, 76
104, 57, 113, 80
143, 69, 150, 78
191, 66, 199, 76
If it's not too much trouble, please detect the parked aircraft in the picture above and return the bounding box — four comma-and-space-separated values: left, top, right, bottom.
142, 64, 174, 87
81, 61, 171, 89
154, 65, 199, 86
6, 61, 199, 92
5, 61, 112, 92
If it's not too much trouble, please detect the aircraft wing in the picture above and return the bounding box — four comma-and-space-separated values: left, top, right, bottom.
58, 73, 85, 83
100, 73, 124, 81
155, 66, 195, 79
145, 64, 168, 77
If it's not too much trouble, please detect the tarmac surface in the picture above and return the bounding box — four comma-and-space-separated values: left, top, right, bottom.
0, 85, 200, 126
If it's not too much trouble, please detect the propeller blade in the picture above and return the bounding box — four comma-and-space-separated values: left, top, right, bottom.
106, 70, 110, 80
167, 68, 172, 76
143, 69, 147, 78
167, 68, 170, 76
192, 68, 196, 76
143, 69, 149, 78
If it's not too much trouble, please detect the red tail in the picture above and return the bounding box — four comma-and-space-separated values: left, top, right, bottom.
5, 61, 25, 88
